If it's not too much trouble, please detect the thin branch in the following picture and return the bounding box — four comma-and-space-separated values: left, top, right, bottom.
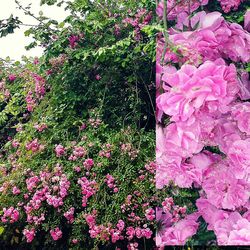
19, 23, 41, 27
15, 0, 44, 25
15, 0, 55, 32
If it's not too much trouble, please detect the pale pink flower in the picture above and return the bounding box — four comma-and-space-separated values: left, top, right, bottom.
231, 102, 250, 135
228, 139, 250, 179
202, 161, 249, 210
214, 212, 250, 245
157, 60, 238, 122
196, 198, 229, 230
156, 210, 200, 246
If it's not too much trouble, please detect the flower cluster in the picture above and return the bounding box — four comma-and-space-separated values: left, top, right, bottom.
218, 0, 244, 13
1, 207, 19, 223
55, 144, 66, 157
34, 123, 47, 132
78, 177, 97, 207
64, 207, 75, 224
122, 8, 152, 40
156, 0, 244, 19
23, 228, 36, 243
156, 207, 200, 246
85, 210, 153, 248
26, 139, 44, 153
68, 34, 80, 49
24, 72, 46, 112
156, 1, 250, 246
120, 143, 139, 160
158, 11, 250, 66
8, 74, 16, 82
105, 174, 119, 193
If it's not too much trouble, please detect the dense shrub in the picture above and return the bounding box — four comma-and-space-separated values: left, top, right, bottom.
0, 0, 159, 249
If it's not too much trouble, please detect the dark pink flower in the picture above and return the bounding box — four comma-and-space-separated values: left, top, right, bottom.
50, 227, 62, 241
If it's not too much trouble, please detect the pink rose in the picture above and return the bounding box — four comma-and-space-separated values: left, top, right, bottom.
50, 227, 62, 241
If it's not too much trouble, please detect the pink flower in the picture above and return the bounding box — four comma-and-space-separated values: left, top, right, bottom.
157, 60, 238, 122
33, 57, 39, 65
1, 207, 19, 223
8, 74, 16, 82
116, 220, 125, 231
202, 161, 249, 210
238, 72, 250, 101
231, 102, 250, 135
196, 198, 229, 231
73, 146, 86, 158
126, 226, 135, 240
80, 123, 86, 130
50, 227, 62, 241
55, 144, 66, 157
26, 176, 40, 191
26, 139, 43, 153
165, 11, 250, 63
218, 0, 243, 13
64, 207, 75, 224
34, 123, 47, 132
145, 208, 155, 221
214, 212, 250, 245
12, 186, 21, 195
156, 0, 208, 20
156, 210, 200, 246
78, 177, 97, 207
83, 158, 94, 170
23, 228, 36, 243
95, 74, 101, 80
72, 239, 78, 244
156, 119, 204, 189
85, 214, 96, 227
211, 116, 242, 154
12, 140, 20, 148
228, 139, 250, 179
68, 35, 80, 49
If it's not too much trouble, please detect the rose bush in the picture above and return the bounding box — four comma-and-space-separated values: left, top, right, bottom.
0, 0, 160, 249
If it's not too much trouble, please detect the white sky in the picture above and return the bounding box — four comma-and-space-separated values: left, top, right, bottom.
0, 0, 69, 60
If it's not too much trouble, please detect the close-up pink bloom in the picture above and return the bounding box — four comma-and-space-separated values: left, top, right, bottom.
214, 212, 250, 245
202, 161, 249, 210
156, 208, 200, 246
231, 102, 250, 135
227, 139, 250, 179
157, 59, 239, 123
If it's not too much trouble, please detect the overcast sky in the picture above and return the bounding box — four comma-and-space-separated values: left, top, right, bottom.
0, 0, 69, 60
